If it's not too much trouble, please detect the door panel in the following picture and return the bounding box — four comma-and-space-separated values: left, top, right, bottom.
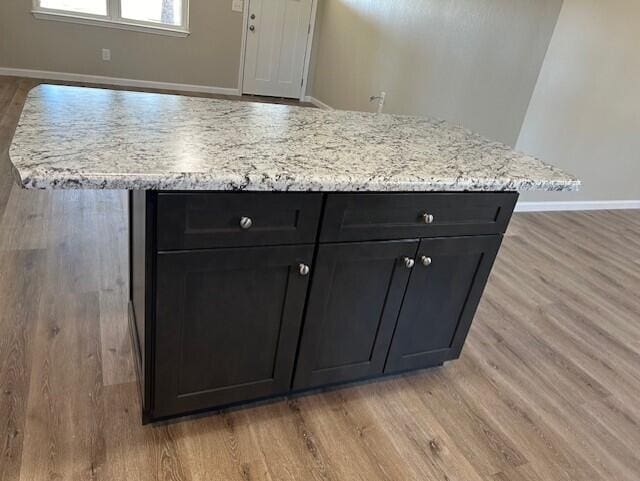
293, 240, 418, 389
253, 0, 281, 83
385, 236, 502, 373
243, 0, 313, 98
154, 245, 313, 418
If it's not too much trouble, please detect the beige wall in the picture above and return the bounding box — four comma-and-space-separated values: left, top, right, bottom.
308, 0, 563, 145
0, 0, 243, 88
517, 0, 640, 202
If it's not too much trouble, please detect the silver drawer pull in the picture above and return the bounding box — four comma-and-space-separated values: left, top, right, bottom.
403, 257, 415, 269
299, 264, 311, 276
421, 256, 432, 267
239, 216, 253, 230
422, 213, 435, 224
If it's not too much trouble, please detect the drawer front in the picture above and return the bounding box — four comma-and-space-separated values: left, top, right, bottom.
320, 193, 518, 242
157, 193, 323, 250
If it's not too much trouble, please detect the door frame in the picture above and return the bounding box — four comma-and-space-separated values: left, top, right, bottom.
237, 0, 318, 101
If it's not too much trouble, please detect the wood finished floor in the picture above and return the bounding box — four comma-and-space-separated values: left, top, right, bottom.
1, 76, 639, 481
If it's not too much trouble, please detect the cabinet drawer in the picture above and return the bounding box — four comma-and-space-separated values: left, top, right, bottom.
157, 193, 323, 250
320, 193, 518, 242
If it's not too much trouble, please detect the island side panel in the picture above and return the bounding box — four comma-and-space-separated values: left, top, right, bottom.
129, 190, 156, 420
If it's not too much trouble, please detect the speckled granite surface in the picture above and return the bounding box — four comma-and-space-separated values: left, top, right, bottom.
9, 85, 579, 192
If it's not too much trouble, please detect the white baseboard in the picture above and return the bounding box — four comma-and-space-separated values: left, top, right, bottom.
305, 95, 333, 110
516, 200, 640, 213
0, 67, 241, 97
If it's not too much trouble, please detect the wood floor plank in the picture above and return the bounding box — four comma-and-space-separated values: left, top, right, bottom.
492, 463, 545, 481
317, 388, 428, 481
0, 79, 37, 222
477, 297, 613, 405
296, 392, 402, 481
469, 323, 640, 481
218, 410, 274, 481
495, 299, 640, 418
580, 395, 640, 449
449, 354, 596, 481
98, 290, 135, 386
18, 292, 105, 481
102, 382, 158, 481
0, 188, 51, 252
103, 382, 201, 481
0, 249, 46, 481
402, 370, 529, 477
370, 378, 488, 481
169, 414, 261, 481
230, 402, 332, 481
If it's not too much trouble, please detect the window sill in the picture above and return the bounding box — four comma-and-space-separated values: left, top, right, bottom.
32, 10, 190, 37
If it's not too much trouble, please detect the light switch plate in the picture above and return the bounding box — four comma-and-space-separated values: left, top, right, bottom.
232, 0, 244, 12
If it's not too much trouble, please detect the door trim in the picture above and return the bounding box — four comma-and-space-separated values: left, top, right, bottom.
237, 3, 250, 96
237, 0, 318, 100
299, 0, 318, 101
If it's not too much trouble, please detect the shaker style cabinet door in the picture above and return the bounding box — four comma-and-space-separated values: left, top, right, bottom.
153, 245, 314, 419
293, 240, 419, 389
384, 235, 502, 374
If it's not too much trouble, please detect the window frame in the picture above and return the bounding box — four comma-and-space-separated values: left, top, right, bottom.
32, 0, 190, 37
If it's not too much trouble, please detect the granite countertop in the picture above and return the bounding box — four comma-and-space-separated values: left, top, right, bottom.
9, 84, 579, 192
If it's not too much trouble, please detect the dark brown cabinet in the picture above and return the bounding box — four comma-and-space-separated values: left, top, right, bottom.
293, 240, 418, 389
153, 244, 314, 418
129, 191, 517, 422
384, 235, 502, 373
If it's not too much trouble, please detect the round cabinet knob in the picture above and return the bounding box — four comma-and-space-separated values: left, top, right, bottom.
239, 216, 253, 230
403, 257, 415, 269
422, 213, 435, 224
249, 25, 255, 32
299, 264, 311, 276
421, 256, 432, 267
250, 13, 256, 19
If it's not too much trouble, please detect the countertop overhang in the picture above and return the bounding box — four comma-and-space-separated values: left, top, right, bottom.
9, 85, 579, 192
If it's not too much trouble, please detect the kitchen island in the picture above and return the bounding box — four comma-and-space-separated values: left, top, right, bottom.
10, 85, 578, 423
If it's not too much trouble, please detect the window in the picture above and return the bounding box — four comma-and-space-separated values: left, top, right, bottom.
39, 0, 107, 16
121, 0, 183, 26
33, 0, 189, 36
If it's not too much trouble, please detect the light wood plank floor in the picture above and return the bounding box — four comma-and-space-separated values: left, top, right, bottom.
1, 75, 639, 481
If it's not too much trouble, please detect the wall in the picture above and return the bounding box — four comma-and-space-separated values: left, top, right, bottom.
516, 0, 640, 203
0, 0, 244, 89
308, 0, 563, 145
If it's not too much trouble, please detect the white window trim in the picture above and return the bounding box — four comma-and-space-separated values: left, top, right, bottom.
32, 0, 190, 37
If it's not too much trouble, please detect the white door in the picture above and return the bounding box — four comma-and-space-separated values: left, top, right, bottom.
242, 0, 313, 98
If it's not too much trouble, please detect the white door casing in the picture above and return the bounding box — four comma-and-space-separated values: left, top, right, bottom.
242, 0, 314, 98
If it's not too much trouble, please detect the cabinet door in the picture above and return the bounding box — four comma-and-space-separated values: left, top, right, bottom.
293, 240, 418, 389
153, 245, 314, 418
385, 235, 502, 374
